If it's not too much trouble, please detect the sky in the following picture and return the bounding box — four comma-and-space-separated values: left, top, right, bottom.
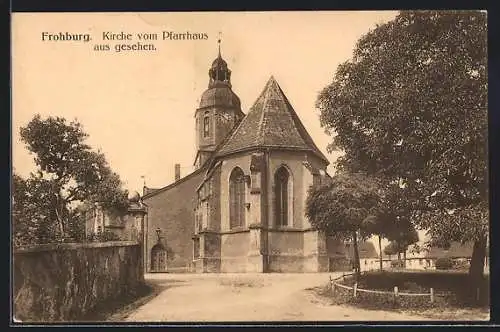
12, 11, 435, 251
12, 11, 400, 193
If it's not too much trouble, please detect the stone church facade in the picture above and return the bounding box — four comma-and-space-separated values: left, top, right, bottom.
140, 48, 350, 273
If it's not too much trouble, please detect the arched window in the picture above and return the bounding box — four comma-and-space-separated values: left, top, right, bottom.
274, 166, 290, 227
203, 112, 210, 137
229, 167, 246, 229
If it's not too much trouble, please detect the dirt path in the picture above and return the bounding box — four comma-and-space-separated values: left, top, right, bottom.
117, 273, 437, 322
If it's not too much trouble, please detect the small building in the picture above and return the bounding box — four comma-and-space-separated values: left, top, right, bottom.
83, 191, 146, 243
346, 241, 380, 272
383, 242, 488, 271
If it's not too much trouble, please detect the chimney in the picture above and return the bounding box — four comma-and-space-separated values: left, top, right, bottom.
175, 164, 181, 181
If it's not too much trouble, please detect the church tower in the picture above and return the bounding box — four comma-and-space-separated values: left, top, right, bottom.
194, 40, 244, 169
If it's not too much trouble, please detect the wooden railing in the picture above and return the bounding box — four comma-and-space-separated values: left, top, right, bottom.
329, 273, 436, 303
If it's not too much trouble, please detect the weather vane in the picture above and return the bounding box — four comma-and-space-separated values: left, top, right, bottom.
218, 31, 222, 55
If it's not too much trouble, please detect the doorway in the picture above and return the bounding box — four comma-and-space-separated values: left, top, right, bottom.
151, 244, 167, 272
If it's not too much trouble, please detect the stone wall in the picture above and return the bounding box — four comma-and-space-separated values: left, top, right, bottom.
220, 231, 250, 272
267, 230, 304, 272
13, 241, 143, 322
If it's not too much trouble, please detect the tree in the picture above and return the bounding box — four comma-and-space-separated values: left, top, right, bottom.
316, 11, 487, 286
13, 173, 61, 246
362, 181, 417, 270
383, 242, 399, 257
305, 172, 381, 276
390, 226, 419, 264
366, 211, 419, 270
15, 114, 129, 245
362, 214, 387, 271
385, 227, 419, 262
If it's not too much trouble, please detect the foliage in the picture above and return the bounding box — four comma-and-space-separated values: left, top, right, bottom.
435, 257, 454, 270
306, 172, 380, 234
316, 10, 487, 278
376, 183, 420, 248
306, 172, 381, 273
453, 258, 471, 271
385, 228, 419, 256
361, 182, 418, 270
14, 114, 129, 246
13, 173, 63, 246
384, 243, 398, 256
409, 243, 426, 255
86, 230, 122, 242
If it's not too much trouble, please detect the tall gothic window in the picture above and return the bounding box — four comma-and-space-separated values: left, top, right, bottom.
274, 166, 290, 227
229, 167, 246, 229
203, 112, 210, 137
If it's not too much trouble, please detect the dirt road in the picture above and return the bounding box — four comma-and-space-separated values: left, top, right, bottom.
117, 273, 438, 322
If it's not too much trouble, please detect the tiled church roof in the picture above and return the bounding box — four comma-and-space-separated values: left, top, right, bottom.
215, 76, 329, 164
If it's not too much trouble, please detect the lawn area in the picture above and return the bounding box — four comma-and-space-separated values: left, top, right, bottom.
322, 270, 490, 320
352, 270, 488, 296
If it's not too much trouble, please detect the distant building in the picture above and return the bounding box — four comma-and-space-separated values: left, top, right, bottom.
381, 241, 489, 271
345, 241, 380, 272
83, 191, 146, 243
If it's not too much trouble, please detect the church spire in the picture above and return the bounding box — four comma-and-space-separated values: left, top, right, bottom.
218, 31, 222, 58
208, 33, 231, 88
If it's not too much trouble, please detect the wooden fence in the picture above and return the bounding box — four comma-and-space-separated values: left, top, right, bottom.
329, 273, 436, 303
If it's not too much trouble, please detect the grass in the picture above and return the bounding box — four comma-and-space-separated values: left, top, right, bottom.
317, 270, 490, 320
356, 270, 489, 304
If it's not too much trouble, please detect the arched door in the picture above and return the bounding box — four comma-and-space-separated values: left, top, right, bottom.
151, 244, 167, 272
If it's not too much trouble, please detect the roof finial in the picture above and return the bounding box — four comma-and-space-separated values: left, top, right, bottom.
217, 31, 222, 57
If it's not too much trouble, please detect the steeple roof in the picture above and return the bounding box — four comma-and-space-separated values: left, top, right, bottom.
215, 76, 329, 164
198, 39, 241, 110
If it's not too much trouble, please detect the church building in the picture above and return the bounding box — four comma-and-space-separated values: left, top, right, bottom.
141, 46, 348, 273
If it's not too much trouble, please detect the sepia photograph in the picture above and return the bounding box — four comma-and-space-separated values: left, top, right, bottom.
11, 10, 489, 323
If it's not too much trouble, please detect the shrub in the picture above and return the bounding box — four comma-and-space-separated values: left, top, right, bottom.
453, 258, 470, 270
86, 230, 121, 242
391, 260, 404, 268
435, 257, 454, 270
402, 281, 427, 293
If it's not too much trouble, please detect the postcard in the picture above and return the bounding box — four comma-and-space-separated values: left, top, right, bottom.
11, 11, 489, 324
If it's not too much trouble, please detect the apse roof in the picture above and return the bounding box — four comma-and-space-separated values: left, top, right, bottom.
215, 76, 329, 164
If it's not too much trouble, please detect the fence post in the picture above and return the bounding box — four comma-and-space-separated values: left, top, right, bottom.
353, 282, 358, 298
394, 286, 399, 303
430, 288, 434, 303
